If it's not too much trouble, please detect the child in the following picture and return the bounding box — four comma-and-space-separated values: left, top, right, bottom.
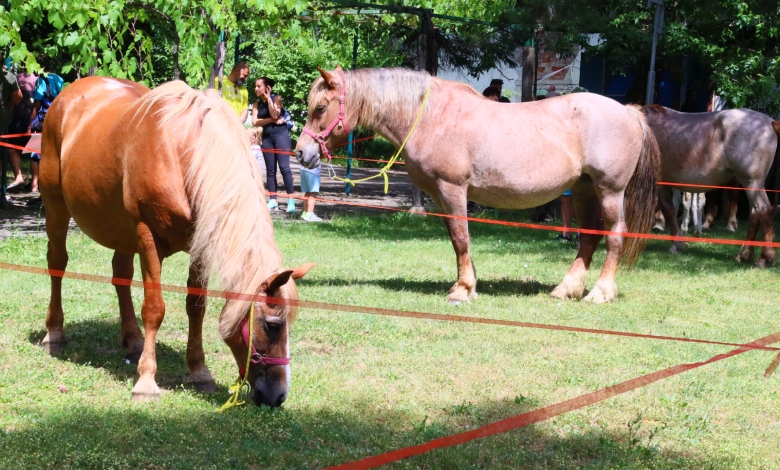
248, 127, 266, 188
300, 161, 322, 222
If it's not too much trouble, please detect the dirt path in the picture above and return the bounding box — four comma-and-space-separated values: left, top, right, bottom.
0, 161, 420, 241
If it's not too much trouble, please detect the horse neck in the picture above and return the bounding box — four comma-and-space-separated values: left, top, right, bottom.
347, 69, 431, 147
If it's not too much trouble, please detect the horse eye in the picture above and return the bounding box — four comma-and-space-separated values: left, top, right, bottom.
264, 318, 284, 334
315, 105, 326, 114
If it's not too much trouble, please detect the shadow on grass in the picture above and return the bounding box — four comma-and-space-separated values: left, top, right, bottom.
1, 393, 725, 469
27, 319, 230, 398
305, 276, 557, 297
310, 213, 766, 276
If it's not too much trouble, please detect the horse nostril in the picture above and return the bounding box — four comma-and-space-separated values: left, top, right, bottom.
295, 150, 303, 162
274, 392, 287, 407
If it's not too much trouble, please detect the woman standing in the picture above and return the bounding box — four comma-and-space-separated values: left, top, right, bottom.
252, 77, 295, 212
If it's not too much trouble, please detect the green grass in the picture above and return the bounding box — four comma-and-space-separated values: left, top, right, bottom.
1, 212, 779, 469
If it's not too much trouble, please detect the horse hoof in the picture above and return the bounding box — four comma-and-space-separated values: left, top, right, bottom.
132, 391, 161, 402
549, 280, 584, 301
43, 341, 66, 356
447, 296, 468, 306
583, 282, 617, 304
726, 224, 737, 233
192, 381, 218, 393
735, 250, 753, 264
124, 352, 142, 364
131, 377, 161, 401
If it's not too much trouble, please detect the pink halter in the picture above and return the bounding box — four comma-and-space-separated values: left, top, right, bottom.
238, 316, 290, 379
301, 78, 350, 163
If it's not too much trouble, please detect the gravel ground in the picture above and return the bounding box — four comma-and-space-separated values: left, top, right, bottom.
0, 161, 422, 241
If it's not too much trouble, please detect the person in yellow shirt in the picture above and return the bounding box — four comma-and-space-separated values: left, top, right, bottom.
217, 62, 249, 123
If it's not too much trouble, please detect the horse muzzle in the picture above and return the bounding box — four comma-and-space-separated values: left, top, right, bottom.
251, 373, 289, 408
294, 143, 322, 170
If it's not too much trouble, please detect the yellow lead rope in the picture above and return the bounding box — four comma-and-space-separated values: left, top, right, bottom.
216, 303, 254, 413
328, 83, 431, 194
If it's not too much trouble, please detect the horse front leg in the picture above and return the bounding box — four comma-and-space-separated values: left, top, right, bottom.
583, 191, 625, 304
726, 188, 739, 232
185, 261, 217, 393
680, 192, 692, 234
433, 183, 476, 304
551, 184, 601, 301
694, 193, 706, 235
658, 186, 686, 253
132, 223, 165, 401
113, 251, 144, 363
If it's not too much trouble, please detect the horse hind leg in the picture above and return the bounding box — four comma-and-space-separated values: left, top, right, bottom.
433, 183, 476, 304
42, 195, 72, 355
739, 188, 776, 268
185, 261, 216, 393
113, 252, 144, 362
583, 191, 624, 304
551, 184, 599, 301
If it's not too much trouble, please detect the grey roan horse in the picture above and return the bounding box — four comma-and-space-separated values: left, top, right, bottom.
297, 67, 661, 304
643, 105, 780, 267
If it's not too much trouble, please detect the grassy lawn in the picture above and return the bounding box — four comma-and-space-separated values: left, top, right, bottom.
1, 212, 779, 469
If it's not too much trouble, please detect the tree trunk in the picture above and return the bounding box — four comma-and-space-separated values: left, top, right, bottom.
208, 40, 226, 91
410, 10, 437, 213
173, 38, 180, 81
521, 46, 535, 102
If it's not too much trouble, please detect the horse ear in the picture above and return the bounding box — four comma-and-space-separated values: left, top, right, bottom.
262, 270, 294, 294
291, 262, 316, 280
317, 66, 336, 89
335, 65, 344, 72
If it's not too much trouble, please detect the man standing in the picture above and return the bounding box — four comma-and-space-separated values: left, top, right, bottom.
217, 62, 250, 123
490, 78, 511, 103
1, 53, 22, 202
1, 53, 22, 135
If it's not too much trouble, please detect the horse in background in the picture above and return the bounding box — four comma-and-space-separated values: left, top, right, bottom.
40, 77, 314, 406
653, 190, 707, 235
297, 67, 660, 304
642, 105, 780, 266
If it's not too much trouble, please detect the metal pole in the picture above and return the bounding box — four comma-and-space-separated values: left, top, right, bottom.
345, 28, 358, 195
645, 0, 664, 105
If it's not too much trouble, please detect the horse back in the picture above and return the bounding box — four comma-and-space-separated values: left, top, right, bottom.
643, 106, 777, 184
40, 77, 191, 253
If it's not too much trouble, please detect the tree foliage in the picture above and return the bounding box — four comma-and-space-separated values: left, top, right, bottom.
2, 0, 778, 111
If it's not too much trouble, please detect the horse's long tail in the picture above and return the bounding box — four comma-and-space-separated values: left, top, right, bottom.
622, 106, 662, 267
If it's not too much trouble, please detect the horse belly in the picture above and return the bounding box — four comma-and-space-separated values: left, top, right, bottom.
468, 155, 579, 209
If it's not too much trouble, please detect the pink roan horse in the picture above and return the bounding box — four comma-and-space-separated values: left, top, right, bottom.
296, 67, 661, 303
643, 105, 780, 266
40, 77, 314, 406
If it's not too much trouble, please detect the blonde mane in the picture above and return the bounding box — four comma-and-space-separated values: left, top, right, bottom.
308, 68, 433, 133
132, 81, 283, 338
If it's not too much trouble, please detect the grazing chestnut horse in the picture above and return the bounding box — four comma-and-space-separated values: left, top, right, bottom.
643, 105, 780, 266
296, 67, 660, 304
39, 77, 314, 406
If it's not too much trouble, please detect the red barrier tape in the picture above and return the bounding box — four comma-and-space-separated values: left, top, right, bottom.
270, 192, 780, 249
657, 181, 780, 194
0, 132, 32, 139
0, 140, 36, 153
0, 261, 777, 353
328, 329, 780, 470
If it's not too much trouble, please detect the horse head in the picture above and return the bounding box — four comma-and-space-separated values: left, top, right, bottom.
224, 262, 315, 408
296, 65, 351, 168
